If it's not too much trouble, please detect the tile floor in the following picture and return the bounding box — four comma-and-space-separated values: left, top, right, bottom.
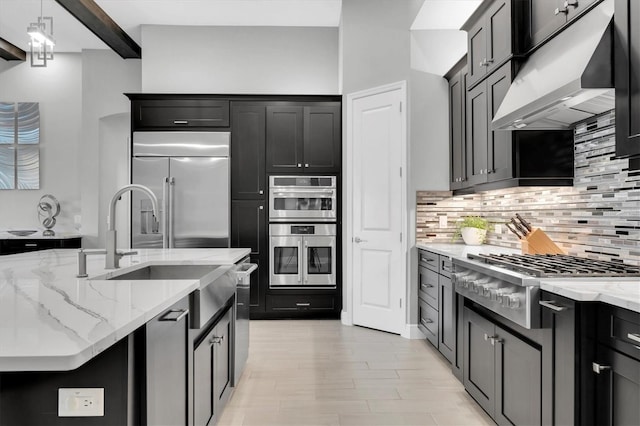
219, 320, 495, 426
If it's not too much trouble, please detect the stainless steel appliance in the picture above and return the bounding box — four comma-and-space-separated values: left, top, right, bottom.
269, 176, 336, 222
233, 262, 256, 386
452, 253, 640, 329
131, 131, 230, 248
269, 223, 336, 288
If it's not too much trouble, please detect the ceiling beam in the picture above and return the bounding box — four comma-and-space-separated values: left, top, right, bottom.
54, 0, 141, 59
0, 37, 26, 61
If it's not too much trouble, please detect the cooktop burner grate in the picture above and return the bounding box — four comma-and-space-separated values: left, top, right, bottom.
467, 253, 640, 278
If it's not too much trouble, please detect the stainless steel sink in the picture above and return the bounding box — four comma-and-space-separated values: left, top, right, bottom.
105, 264, 220, 281
97, 263, 238, 329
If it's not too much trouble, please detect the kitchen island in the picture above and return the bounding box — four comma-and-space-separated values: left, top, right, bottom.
0, 247, 250, 425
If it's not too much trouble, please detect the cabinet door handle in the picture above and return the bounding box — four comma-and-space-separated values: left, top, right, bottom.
159, 309, 189, 322
555, 6, 568, 15
259, 190, 264, 195
422, 283, 435, 289
24, 243, 38, 247
296, 303, 310, 307
627, 333, 640, 344
421, 318, 433, 325
592, 362, 611, 374
297, 163, 302, 168
565, 0, 579, 8
305, 163, 309, 168
539, 300, 568, 312
210, 335, 224, 345
173, 120, 189, 125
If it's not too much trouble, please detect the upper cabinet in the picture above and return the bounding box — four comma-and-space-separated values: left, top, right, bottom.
464, 0, 526, 89
446, 58, 468, 190
527, 0, 601, 51
231, 103, 266, 199
266, 103, 341, 174
131, 98, 230, 130
614, 0, 640, 160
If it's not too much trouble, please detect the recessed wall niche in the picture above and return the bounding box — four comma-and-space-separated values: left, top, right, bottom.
0, 102, 40, 189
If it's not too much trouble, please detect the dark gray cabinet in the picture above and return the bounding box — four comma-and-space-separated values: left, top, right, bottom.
594, 304, 640, 425
417, 250, 456, 364
131, 99, 230, 130
528, 0, 601, 51
143, 298, 189, 426
446, 58, 468, 190
464, 0, 515, 89
193, 307, 233, 426
231, 103, 266, 199
231, 200, 266, 314
614, 0, 640, 160
266, 104, 341, 174
463, 306, 542, 424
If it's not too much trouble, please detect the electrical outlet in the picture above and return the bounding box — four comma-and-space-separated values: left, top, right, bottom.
494, 224, 503, 234
439, 215, 448, 228
58, 388, 104, 417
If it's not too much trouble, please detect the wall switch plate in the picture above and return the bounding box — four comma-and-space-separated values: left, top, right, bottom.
58, 388, 104, 417
494, 224, 503, 234
439, 215, 448, 228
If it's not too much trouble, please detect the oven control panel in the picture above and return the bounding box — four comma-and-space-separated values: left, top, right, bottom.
452, 269, 540, 329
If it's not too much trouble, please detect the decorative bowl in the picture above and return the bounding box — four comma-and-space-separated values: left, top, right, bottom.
7, 230, 38, 237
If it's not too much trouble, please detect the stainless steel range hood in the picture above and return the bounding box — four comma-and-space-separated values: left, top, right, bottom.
492, 0, 614, 131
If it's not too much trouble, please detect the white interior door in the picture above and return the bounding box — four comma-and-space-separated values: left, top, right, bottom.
350, 85, 405, 334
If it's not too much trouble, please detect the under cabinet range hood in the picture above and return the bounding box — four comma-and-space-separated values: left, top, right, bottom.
492, 0, 614, 131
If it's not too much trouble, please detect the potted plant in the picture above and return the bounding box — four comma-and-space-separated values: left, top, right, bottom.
454, 216, 489, 245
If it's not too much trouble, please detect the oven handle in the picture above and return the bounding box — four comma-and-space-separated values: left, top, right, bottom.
298, 239, 304, 284
271, 189, 335, 196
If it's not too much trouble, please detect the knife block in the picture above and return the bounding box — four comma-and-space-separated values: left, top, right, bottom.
520, 228, 565, 255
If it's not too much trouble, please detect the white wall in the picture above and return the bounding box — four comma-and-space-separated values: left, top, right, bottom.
0, 54, 82, 233
80, 50, 141, 248
141, 25, 339, 94
411, 30, 467, 76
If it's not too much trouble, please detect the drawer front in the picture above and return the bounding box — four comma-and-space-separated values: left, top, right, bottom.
418, 250, 439, 272
419, 299, 439, 347
440, 257, 453, 277
418, 265, 439, 308
133, 99, 230, 129
266, 295, 335, 312
0, 239, 57, 255
599, 305, 640, 360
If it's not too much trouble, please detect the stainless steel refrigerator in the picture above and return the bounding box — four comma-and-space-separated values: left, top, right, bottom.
131, 131, 230, 248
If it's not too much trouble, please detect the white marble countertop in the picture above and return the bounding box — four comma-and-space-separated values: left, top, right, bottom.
0, 231, 82, 240
0, 248, 250, 372
416, 242, 639, 313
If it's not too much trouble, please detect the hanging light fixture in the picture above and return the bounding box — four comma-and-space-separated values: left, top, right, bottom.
27, 0, 55, 67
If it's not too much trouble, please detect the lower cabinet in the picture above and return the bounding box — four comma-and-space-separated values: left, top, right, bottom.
463, 306, 542, 424
142, 298, 190, 426
194, 307, 233, 426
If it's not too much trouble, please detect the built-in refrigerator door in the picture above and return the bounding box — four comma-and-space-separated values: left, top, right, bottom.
169, 157, 229, 248
132, 157, 168, 248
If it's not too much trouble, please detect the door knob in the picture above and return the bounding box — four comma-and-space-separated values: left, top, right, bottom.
354, 237, 367, 243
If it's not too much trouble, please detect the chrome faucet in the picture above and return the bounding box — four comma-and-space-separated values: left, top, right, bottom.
106, 184, 159, 269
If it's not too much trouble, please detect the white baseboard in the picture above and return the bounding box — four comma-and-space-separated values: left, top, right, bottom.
341, 310, 353, 326
402, 324, 426, 339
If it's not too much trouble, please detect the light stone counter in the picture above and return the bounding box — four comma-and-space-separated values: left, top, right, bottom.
0, 248, 250, 372
416, 242, 639, 313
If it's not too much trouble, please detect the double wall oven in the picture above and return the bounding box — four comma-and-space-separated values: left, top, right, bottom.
269, 176, 337, 289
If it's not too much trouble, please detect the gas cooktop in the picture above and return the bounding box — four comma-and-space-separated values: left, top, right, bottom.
467, 253, 640, 278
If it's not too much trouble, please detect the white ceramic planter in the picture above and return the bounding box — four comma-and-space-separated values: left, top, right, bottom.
461, 227, 486, 245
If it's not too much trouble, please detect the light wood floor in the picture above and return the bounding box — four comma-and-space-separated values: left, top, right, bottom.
219, 320, 494, 426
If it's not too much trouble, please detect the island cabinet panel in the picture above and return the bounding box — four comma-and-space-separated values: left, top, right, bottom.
141, 298, 189, 426
0, 339, 130, 425
193, 307, 233, 426
614, 0, 640, 159
231, 103, 266, 200
132, 99, 230, 130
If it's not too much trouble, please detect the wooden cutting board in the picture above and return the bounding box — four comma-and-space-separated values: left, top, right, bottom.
521, 228, 565, 255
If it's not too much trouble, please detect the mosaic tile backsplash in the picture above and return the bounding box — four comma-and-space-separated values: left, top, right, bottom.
416, 110, 640, 266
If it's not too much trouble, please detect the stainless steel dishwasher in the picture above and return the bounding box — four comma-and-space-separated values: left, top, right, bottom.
233, 262, 257, 386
